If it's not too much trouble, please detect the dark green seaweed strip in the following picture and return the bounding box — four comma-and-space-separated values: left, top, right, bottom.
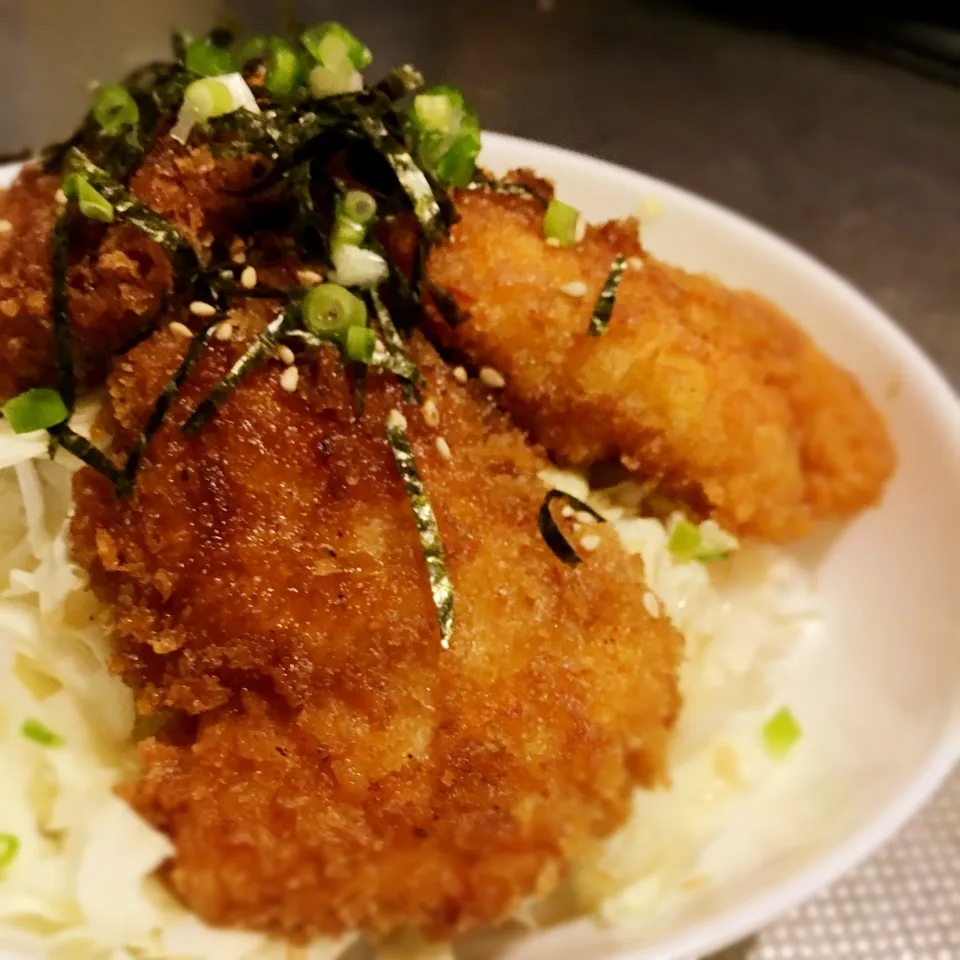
183, 303, 300, 434
49, 424, 128, 491
123, 323, 216, 483
537, 490, 607, 567
587, 255, 627, 337
371, 65, 424, 104
359, 115, 443, 237
384, 410, 454, 648
64, 149, 199, 277
50, 208, 76, 412
368, 290, 424, 390
465, 178, 549, 205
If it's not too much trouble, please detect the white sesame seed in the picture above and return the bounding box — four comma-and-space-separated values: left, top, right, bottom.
561, 281, 587, 298
280, 365, 299, 392
561, 505, 575, 518
168, 321, 194, 339
575, 510, 598, 525
579, 534, 601, 553
0, 220, 12, 234
240, 265, 258, 289
643, 590, 661, 618
231, 251, 246, 265
214, 322, 233, 341
545, 236, 560, 248
452, 366, 468, 384
628, 256, 645, 270
479, 366, 506, 389
54, 189, 67, 206
189, 300, 217, 318
277, 344, 295, 366
574, 216, 586, 242
422, 399, 440, 428
435, 436, 452, 461
297, 268, 324, 287
387, 408, 408, 430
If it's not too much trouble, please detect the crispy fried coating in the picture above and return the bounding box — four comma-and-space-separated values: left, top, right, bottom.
70, 323, 682, 940
414, 187, 895, 540
0, 140, 257, 401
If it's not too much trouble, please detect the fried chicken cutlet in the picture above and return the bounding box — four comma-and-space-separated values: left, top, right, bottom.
70, 319, 683, 941
408, 183, 895, 540
0, 139, 257, 401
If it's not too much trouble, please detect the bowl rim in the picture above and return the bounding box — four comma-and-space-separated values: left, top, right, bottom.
480, 131, 960, 960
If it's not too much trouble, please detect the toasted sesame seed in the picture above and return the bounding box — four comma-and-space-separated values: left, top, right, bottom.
561, 504, 575, 518
277, 344, 295, 366
638, 196, 665, 221
54, 189, 67, 206
545, 236, 561, 248
387, 408, 408, 430
280, 365, 299, 392
168, 321, 194, 339
422, 399, 440, 428
579, 534, 601, 553
643, 590, 661, 618
479, 366, 506, 389
297, 268, 324, 287
452, 366, 468, 384
575, 510, 597, 525
628, 256, 645, 270
574, 216, 586, 242
0, 219, 12, 234
189, 300, 217, 318
240, 265, 258, 289
435, 436, 452, 461
561, 281, 587, 298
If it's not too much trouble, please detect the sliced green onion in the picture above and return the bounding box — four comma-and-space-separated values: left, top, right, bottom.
0, 834, 19, 871
408, 85, 482, 187
345, 325, 376, 363
2, 388, 69, 434
21, 717, 64, 748
302, 22, 372, 71
762, 706, 802, 759
234, 35, 270, 70
303, 283, 367, 339
332, 216, 367, 251
62, 174, 114, 223
543, 199, 580, 247
308, 63, 362, 98
170, 73, 260, 144
263, 39, 303, 97
185, 38, 234, 77
343, 190, 376, 224
331, 245, 388, 289
667, 516, 739, 563
91, 84, 139, 135
385, 410, 454, 649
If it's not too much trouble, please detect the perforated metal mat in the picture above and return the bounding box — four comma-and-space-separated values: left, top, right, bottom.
709, 766, 960, 960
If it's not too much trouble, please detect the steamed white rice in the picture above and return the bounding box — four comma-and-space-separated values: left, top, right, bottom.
0, 422, 823, 960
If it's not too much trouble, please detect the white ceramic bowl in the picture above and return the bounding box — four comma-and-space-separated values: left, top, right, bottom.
1, 140, 958, 960
467, 133, 960, 960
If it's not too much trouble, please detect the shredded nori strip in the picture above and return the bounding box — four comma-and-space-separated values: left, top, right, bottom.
385, 410, 454, 648
184, 303, 300, 433
537, 490, 607, 567
65, 149, 199, 278
465, 178, 549, 205
368, 290, 424, 392
49, 424, 128, 492
587, 255, 627, 337
370, 65, 424, 104
50, 208, 76, 411
123, 323, 216, 483
426, 280, 469, 327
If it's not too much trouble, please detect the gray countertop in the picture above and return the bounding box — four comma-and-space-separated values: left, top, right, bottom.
0, 2, 957, 957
